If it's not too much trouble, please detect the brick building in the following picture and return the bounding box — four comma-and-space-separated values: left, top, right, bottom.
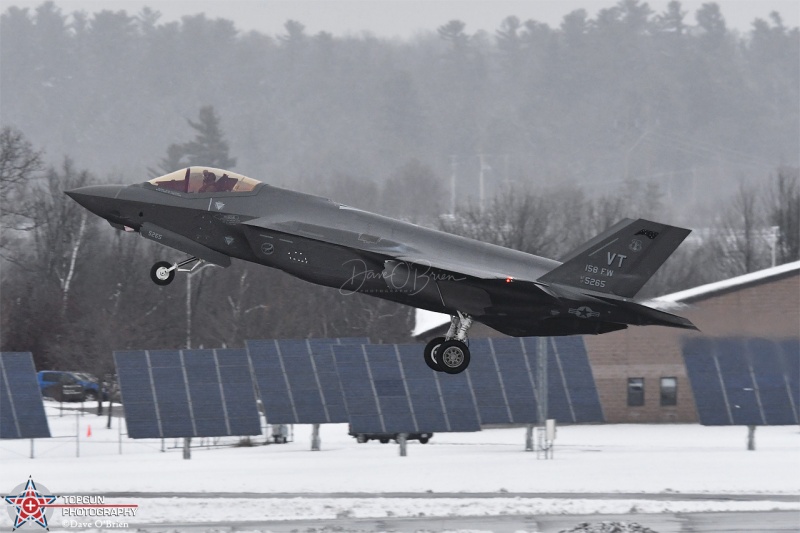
412, 261, 800, 423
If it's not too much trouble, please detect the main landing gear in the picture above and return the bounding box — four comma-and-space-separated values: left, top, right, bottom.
150, 256, 205, 285
423, 312, 473, 374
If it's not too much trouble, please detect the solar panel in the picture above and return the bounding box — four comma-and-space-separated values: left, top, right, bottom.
247, 339, 326, 424
114, 349, 261, 439
459, 337, 604, 425
0, 352, 51, 439
333, 344, 481, 434
308, 343, 349, 423
683, 338, 730, 425
747, 339, 796, 425
682, 337, 799, 426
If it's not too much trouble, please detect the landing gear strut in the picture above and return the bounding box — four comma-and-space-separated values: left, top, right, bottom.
425, 312, 472, 374
149, 256, 203, 285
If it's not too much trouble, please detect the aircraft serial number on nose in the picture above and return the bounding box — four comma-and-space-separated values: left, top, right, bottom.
147, 230, 163, 240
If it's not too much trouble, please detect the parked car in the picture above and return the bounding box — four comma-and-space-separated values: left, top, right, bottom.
349, 427, 432, 444
67, 371, 107, 401
37, 371, 85, 402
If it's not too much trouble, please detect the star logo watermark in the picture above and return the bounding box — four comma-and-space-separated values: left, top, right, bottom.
4, 477, 56, 530
4, 479, 138, 531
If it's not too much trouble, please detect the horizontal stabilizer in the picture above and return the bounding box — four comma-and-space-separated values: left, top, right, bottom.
538, 218, 691, 299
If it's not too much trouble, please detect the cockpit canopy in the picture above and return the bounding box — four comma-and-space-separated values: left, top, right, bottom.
148, 167, 261, 194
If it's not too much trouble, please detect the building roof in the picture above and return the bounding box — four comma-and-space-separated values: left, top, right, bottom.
412, 261, 800, 337
650, 260, 800, 305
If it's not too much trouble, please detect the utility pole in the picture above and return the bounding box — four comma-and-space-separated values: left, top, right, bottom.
185, 264, 214, 349
449, 155, 457, 215
536, 337, 549, 459
478, 154, 487, 214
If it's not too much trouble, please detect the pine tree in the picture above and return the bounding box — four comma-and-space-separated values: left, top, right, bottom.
151, 106, 236, 176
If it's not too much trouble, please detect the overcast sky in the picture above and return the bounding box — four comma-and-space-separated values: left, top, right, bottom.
2, 0, 798, 38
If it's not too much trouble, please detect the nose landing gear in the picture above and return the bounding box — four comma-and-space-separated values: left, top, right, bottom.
424, 312, 473, 374
149, 256, 205, 285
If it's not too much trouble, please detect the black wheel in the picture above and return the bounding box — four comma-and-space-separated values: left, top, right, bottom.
150, 261, 175, 285
379, 437, 389, 444
423, 336, 446, 371
436, 340, 471, 374
419, 437, 429, 444
356, 434, 367, 443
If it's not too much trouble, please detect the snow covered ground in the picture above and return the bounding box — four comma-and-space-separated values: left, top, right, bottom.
0, 402, 798, 529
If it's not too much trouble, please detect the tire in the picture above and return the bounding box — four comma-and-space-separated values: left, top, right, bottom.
150, 261, 175, 285
423, 336, 446, 371
379, 437, 389, 444
436, 340, 471, 374
419, 437, 429, 444
356, 434, 367, 443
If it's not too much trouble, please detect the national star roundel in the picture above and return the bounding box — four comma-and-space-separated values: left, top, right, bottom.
4, 477, 57, 530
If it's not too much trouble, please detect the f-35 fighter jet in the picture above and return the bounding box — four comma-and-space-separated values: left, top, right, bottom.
67, 166, 696, 374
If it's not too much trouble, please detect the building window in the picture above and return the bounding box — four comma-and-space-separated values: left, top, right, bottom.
627, 378, 645, 407
660, 377, 678, 406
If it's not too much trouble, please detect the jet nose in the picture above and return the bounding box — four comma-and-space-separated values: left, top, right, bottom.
65, 185, 126, 220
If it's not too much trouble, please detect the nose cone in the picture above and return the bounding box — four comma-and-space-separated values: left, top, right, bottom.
65, 185, 126, 220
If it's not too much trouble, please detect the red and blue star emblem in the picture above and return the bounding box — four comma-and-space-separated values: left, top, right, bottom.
4, 477, 56, 530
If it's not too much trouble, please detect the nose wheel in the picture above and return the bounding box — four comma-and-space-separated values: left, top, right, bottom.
150, 261, 175, 285
149, 256, 203, 285
423, 312, 473, 374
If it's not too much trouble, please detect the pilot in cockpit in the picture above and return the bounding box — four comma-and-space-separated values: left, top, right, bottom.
199, 170, 218, 192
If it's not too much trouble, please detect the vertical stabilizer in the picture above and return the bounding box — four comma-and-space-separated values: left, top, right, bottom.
538, 218, 691, 299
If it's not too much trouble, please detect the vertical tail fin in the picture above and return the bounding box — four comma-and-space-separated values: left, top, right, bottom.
537, 218, 691, 299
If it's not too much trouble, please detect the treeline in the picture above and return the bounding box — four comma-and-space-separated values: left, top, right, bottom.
1, 0, 798, 376
0, 1, 797, 220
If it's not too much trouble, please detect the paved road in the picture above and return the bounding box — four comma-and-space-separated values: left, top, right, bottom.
138, 511, 800, 532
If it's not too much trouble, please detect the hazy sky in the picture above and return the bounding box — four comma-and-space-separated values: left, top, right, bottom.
3, 0, 798, 38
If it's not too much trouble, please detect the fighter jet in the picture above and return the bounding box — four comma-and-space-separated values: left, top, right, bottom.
67, 166, 696, 374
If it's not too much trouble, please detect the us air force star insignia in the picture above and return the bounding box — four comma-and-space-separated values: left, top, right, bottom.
629, 239, 643, 252
215, 201, 225, 211
224, 236, 234, 245
569, 306, 599, 319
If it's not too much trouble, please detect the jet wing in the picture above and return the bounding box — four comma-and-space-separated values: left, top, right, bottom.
242, 216, 532, 282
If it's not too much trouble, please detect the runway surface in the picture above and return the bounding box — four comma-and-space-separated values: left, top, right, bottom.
135, 510, 800, 533
73, 492, 799, 532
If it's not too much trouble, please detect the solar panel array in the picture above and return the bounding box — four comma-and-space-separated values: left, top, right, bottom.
114, 336, 604, 436
466, 337, 604, 424
114, 349, 262, 439
332, 343, 482, 434
683, 337, 799, 426
0, 352, 51, 439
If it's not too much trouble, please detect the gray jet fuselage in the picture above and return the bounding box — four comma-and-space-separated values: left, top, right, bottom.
67, 168, 696, 339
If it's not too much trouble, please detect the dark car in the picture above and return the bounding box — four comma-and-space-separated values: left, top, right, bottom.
68, 372, 107, 401
37, 371, 85, 402
349, 427, 432, 444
